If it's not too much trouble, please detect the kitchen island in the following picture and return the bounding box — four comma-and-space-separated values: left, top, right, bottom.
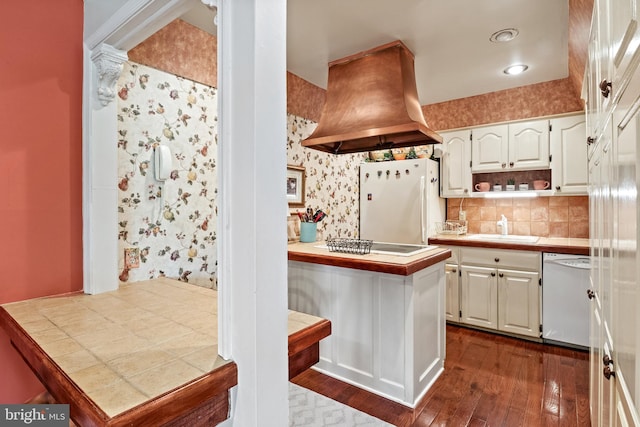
288, 242, 451, 408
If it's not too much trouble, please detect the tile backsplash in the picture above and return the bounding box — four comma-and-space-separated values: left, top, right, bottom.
446, 196, 589, 238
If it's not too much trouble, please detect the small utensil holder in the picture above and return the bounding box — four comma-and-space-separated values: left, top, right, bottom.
300, 222, 318, 242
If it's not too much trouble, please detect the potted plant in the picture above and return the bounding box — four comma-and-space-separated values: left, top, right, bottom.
506, 178, 516, 191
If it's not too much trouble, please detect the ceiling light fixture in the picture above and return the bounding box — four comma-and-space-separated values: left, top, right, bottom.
503, 64, 529, 75
490, 28, 519, 43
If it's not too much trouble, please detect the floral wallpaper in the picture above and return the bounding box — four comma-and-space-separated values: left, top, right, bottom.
287, 115, 368, 240
117, 62, 218, 288
116, 61, 366, 287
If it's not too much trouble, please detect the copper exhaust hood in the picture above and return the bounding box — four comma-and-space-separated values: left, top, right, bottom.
301, 40, 442, 155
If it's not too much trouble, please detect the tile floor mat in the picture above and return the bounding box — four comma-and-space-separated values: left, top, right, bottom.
289, 383, 394, 427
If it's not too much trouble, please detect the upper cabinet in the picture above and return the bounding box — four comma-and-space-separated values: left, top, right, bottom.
469, 125, 508, 172
440, 129, 472, 197
439, 114, 588, 197
586, 0, 640, 146
550, 115, 588, 194
471, 119, 550, 173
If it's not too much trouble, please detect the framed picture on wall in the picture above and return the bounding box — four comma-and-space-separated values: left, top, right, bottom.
286, 165, 306, 207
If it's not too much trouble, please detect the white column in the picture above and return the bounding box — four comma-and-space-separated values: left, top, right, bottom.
217, 0, 289, 424
82, 43, 127, 294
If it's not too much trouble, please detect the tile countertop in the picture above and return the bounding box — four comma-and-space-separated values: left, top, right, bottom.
287, 241, 452, 276
0, 278, 330, 426
0, 278, 236, 426
428, 234, 590, 256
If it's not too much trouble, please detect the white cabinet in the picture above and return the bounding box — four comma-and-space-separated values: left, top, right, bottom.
585, 0, 640, 151
460, 265, 497, 329
471, 124, 508, 172
497, 268, 540, 337
614, 376, 637, 427
445, 263, 460, 322
550, 114, 589, 194
586, 0, 640, 422
589, 120, 618, 426
508, 120, 551, 171
443, 246, 461, 323
439, 115, 587, 195
471, 119, 550, 173
439, 129, 472, 197
458, 247, 541, 339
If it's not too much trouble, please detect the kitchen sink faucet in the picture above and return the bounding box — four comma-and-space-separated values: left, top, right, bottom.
497, 214, 508, 235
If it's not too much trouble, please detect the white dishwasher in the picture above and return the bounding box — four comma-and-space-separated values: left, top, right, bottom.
542, 253, 591, 348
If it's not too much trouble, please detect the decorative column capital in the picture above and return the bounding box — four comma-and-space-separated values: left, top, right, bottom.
201, 0, 218, 26
91, 44, 128, 106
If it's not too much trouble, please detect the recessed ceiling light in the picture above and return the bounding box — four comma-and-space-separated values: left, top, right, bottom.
490, 28, 519, 43
503, 64, 529, 75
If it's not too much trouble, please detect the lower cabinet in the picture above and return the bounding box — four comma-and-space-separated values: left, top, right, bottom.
445, 263, 460, 322
497, 268, 540, 337
614, 374, 636, 427
443, 246, 461, 323
460, 265, 497, 329
453, 247, 541, 339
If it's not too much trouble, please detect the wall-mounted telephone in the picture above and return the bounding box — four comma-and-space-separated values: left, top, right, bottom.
154, 145, 171, 181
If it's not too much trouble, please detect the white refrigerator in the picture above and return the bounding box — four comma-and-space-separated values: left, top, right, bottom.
359, 158, 445, 244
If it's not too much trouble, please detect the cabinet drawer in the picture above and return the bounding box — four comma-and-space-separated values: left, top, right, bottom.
460, 247, 540, 270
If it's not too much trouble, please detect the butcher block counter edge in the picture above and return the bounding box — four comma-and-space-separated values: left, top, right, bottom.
287, 242, 451, 276
428, 235, 590, 256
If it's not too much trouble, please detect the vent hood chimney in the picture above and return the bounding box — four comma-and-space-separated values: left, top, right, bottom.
301, 40, 442, 155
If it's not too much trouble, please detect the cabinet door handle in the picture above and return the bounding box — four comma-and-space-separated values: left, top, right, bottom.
555, 185, 561, 191
603, 354, 613, 366
600, 79, 612, 98
494, 258, 500, 262
498, 273, 504, 278
587, 289, 595, 300
491, 272, 496, 277
587, 136, 595, 145
603, 366, 615, 380
501, 163, 506, 168
452, 269, 457, 273
509, 162, 514, 167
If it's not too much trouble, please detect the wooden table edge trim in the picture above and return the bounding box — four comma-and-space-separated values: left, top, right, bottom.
109, 363, 237, 427
288, 319, 331, 356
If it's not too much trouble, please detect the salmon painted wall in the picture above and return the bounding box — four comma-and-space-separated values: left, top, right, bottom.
0, 0, 83, 402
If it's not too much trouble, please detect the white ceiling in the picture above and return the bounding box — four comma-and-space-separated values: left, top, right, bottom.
89, 0, 569, 106
286, 0, 569, 105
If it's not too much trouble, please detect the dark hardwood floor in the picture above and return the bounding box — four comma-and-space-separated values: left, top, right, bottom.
291, 324, 591, 426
